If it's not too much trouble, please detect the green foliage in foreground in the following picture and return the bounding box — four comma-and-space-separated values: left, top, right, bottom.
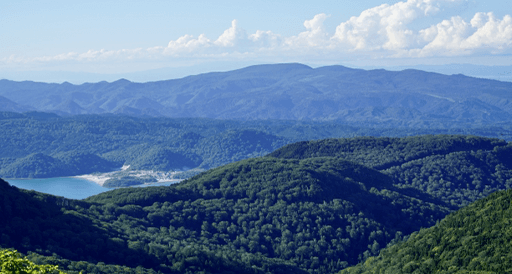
0, 249, 64, 273
340, 189, 512, 274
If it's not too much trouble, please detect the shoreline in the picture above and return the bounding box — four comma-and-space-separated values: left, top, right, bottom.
74, 174, 110, 186
8, 164, 189, 188
74, 172, 185, 187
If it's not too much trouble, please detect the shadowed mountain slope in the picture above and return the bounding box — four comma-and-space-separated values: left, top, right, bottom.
340, 188, 512, 274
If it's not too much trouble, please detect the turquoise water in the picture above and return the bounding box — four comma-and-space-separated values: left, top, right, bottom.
6, 177, 181, 200
6, 177, 109, 200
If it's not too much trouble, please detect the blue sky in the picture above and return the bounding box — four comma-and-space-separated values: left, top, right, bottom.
1, 0, 512, 82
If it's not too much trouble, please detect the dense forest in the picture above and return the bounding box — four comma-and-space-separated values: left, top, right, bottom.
1, 135, 512, 273
1, 111, 511, 180
269, 135, 512, 207
340, 188, 512, 273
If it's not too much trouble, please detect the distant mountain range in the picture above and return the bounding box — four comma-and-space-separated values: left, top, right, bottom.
2, 63, 512, 127
2, 63, 512, 84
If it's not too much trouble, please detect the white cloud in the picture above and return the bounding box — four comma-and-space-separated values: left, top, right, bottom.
285, 13, 331, 48
418, 16, 472, 55
329, 0, 512, 57
415, 12, 512, 56
167, 34, 211, 51
161, 20, 251, 56
214, 19, 248, 47
2, 0, 512, 69
331, 0, 460, 51
464, 12, 512, 50
249, 30, 282, 48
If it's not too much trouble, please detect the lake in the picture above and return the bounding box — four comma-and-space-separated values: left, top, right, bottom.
6, 177, 109, 200
6, 177, 180, 200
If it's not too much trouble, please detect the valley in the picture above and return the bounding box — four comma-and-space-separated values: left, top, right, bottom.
1, 135, 511, 273
4, 0, 512, 270
2, 64, 512, 273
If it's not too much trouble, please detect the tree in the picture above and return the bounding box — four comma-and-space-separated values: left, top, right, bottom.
0, 249, 66, 273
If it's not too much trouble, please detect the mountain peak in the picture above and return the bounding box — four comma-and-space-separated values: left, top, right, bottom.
112, 78, 131, 84
0, 63, 511, 126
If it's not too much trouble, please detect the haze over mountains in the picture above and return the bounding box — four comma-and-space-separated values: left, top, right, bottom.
2, 63, 512, 273
2, 63, 512, 127
3, 63, 512, 85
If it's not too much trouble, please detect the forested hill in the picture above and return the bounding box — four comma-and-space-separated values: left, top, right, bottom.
268, 135, 506, 169
2, 63, 512, 127
269, 135, 512, 207
1, 156, 451, 274
4, 112, 511, 179
0, 114, 295, 178
340, 188, 512, 273
2, 135, 512, 273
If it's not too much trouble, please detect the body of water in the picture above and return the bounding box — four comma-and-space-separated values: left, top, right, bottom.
6, 177, 109, 200
6, 177, 181, 200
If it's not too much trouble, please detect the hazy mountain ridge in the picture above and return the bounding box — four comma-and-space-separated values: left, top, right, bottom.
3, 63, 511, 84
2, 63, 512, 126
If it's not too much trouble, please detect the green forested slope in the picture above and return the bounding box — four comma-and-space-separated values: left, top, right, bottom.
0, 152, 118, 178
0, 114, 298, 178
340, 189, 512, 274
268, 135, 505, 169
85, 157, 451, 273
385, 143, 512, 207
269, 135, 512, 207
0, 179, 159, 273
1, 112, 511, 179
2, 135, 512, 273
1, 155, 450, 274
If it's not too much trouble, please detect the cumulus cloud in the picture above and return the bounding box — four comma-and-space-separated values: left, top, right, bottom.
285, 13, 331, 48
166, 34, 211, 52
2, 0, 512, 68
160, 20, 252, 56
415, 12, 512, 56
465, 12, 512, 50
418, 16, 472, 55
331, 0, 459, 50
214, 20, 248, 47
328, 0, 512, 57
248, 30, 282, 48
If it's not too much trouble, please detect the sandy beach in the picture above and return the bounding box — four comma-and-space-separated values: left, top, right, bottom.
74, 174, 111, 186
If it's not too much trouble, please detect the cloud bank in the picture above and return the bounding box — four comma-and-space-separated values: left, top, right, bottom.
2, 0, 512, 68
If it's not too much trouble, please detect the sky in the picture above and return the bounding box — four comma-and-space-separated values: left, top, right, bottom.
1, 0, 512, 83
